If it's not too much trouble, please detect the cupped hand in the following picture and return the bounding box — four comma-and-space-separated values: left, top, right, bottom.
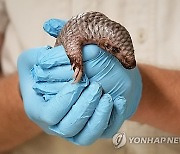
17, 19, 142, 145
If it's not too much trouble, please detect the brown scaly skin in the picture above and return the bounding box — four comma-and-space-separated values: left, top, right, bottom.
55, 11, 136, 83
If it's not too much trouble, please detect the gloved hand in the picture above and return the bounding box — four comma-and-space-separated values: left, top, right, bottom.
18, 45, 115, 144
17, 19, 142, 145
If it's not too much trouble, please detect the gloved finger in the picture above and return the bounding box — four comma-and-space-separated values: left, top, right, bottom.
37, 45, 102, 69
100, 96, 126, 138
37, 46, 70, 68
32, 64, 73, 82
83, 48, 115, 79
38, 75, 89, 125
66, 94, 113, 145
43, 19, 66, 38
32, 81, 67, 95
49, 82, 102, 137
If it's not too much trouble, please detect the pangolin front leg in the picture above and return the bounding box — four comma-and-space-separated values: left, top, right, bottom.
66, 45, 83, 83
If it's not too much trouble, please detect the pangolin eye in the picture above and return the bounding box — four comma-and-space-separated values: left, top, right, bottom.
112, 47, 119, 53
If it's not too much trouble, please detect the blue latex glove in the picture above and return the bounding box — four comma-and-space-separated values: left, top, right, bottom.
18, 45, 115, 143
17, 19, 142, 145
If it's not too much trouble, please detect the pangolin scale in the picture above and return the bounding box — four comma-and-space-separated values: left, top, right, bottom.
55, 11, 136, 83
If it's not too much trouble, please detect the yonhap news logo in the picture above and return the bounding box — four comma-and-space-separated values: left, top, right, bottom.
112, 132, 127, 148
112, 132, 180, 148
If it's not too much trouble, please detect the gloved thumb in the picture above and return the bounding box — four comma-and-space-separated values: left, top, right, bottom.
43, 19, 66, 38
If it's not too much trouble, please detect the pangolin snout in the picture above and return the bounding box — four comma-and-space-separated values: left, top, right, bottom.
123, 59, 136, 69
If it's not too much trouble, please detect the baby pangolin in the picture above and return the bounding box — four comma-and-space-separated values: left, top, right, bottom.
55, 11, 136, 83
